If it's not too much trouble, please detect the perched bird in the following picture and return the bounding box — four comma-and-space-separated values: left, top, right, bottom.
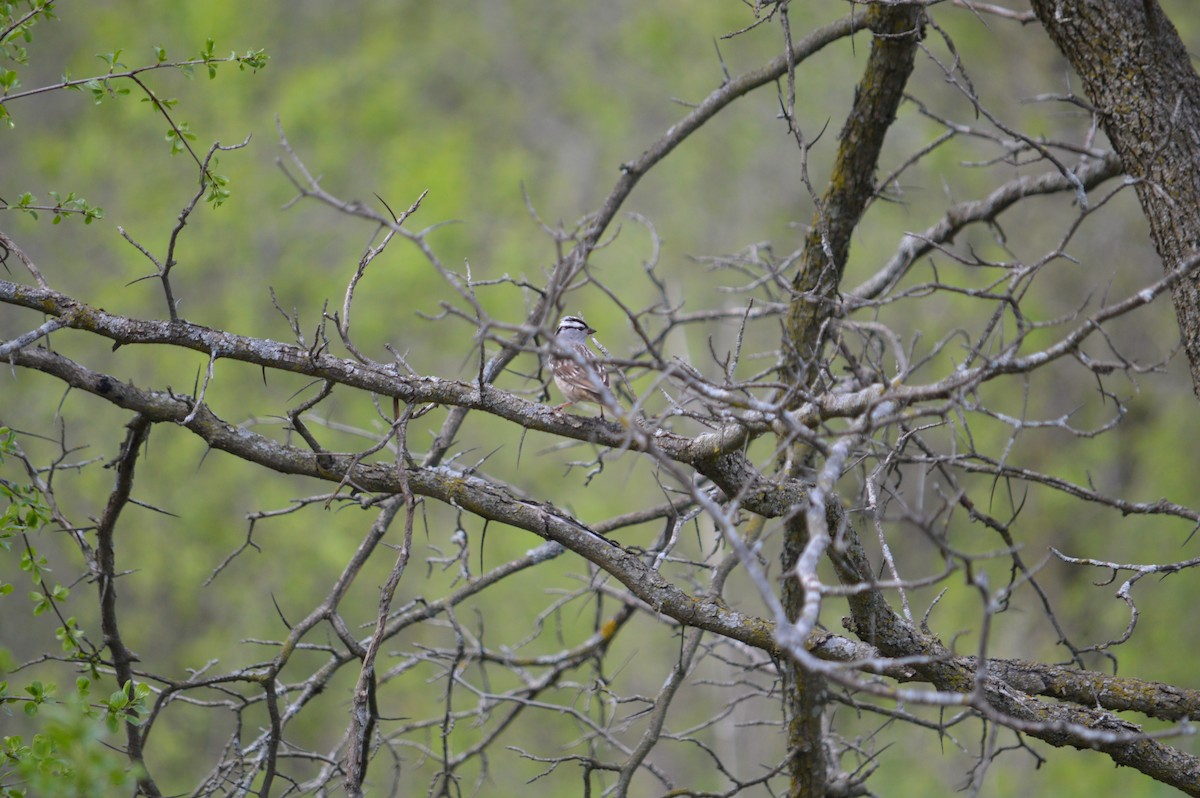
549, 314, 610, 419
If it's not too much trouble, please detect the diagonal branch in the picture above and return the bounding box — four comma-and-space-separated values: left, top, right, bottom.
414, 11, 872, 468
6, 344, 781, 654
782, 3, 926, 395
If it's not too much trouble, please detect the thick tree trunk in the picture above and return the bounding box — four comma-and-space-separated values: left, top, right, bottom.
781, 517, 828, 798
778, 4, 925, 796
1033, 0, 1200, 397
782, 4, 925, 398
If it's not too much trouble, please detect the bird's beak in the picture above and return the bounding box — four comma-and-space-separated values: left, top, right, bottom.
586, 326, 596, 334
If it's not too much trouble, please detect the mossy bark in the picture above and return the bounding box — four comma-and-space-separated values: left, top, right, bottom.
778, 4, 925, 795
1033, 0, 1200, 398
781, 4, 925, 400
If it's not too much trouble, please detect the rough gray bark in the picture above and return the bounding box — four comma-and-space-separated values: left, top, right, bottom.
1033, 0, 1200, 397
778, 5, 925, 794
781, 3, 924, 396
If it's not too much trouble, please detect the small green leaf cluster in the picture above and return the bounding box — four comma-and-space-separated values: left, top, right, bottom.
0, 191, 103, 224
175, 38, 269, 81
0, 428, 89, 661
78, 76, 130, 105
1, 429, 145, 795
99, 680, 152, 734
0, 1, 57, 66
0, 1, 58, 127
190, 38, 268, 79
165, 119, 195, 155
0, 679, 145, 797
204, 161, 230, 207
2, 33, 267, 204
0, 427, 48, 598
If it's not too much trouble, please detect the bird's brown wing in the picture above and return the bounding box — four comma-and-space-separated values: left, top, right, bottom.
553, 351, 607, 402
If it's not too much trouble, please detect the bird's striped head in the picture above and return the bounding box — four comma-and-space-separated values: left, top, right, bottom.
556, 315, 595, 336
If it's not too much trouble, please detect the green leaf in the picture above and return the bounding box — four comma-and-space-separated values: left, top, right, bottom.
30, 733, 50, 758
237, 48, 269, 72
20, 548, 48, 579
205, 169, 231, 207
95, 49, 125, 71
165, 120, 196, 155
107, 689, 129, 710
55, 619, 84, 653
84, 77, 105, 104
29, 591, 50, 616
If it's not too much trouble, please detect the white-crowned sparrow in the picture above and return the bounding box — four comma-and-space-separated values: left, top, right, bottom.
550, 314, 610, 418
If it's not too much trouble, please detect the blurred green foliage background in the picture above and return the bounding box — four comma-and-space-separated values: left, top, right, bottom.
2, 2, 1199, 795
